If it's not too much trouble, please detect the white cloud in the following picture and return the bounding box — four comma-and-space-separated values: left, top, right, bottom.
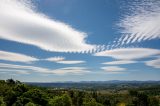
117, 0, 160, 44
101, 66, 126, 73
145, 58, 160, 69
0, 50, 38, 63
56, 60, 85, 64
0, 0, 96, 53
52, 67, 90, 75
0, 63, 89, 75
0, 63, 49, 73
45, 57, 65, 62
45, 56, 85, 64
103, 60, 136, 65
94, 48, 160, 60
0, 68, 30, 74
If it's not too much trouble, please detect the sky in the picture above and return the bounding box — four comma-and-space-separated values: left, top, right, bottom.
0, 0, 160, 82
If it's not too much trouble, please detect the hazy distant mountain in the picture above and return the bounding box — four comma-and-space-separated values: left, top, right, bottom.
25, 80, 160, 89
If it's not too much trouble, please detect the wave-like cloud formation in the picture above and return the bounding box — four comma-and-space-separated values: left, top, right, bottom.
0, 0, 95, 53
94, 48, 160, 60
56, 60, 85, 64
145, 58, 160, 69
117, 0, 160, 45
0, 63, 90, 75
45, 56, 85, 64
101, 66, 126, 74
0, 50, 38, 63
0, 50, 85, 64
45, 57, 65, 62
0, 68, 30, 75
103, 60, 136, 65
52, 67, 90, 75
0, 63, 48, 73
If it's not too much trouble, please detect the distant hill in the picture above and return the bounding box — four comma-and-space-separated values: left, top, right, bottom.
25, 80, 160, 89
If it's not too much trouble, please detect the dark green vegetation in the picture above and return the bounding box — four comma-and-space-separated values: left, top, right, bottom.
0, 79, 160, 106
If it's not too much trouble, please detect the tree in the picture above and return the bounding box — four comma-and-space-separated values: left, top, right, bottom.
117, 102, 126, 106
137, 93, 148, 106
25, 102, 36, 106
16, 80, 22, 85
12, 96, 30, 106
14, 84, 28, 96
4, 90, 17, 106
6, 79, 15, 85
82, 98, 104, 106
129, 90, 138, 96
148, 96, 159, 106
0, 97, 6, 106
103, 99, 111, 106
48, 94, 72, 106
131, 93, 149, 106
0, 80, 5, 84
23, 89, 48, 106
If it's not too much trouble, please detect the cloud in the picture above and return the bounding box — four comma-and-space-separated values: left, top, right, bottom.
0, 50, 38, 63
101, 66, 126, 73
0, 51, 85, 64
94, 48, 160, 60
103, 60, 136, 65
117, 0, 160, 45
0, 63, 89, 75
52, 67, 90, 75
0, 63, 49, 73
0, 0, 96, 53
0, 68, 30, 74
56, 60, 85, 64
145, 58, 160, 69
45, 57, 65, 62
45, 57, 85, 64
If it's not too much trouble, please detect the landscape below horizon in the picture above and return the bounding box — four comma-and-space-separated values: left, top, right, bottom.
1, 79, 160, 106
0, 0, 160, 82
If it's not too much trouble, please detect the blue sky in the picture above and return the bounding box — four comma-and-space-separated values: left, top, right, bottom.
0, 0, 160, 82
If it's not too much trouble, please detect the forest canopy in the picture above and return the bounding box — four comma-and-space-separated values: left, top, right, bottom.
0, 79, 160, 106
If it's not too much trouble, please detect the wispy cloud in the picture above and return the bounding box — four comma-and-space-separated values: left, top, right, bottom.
0, 63, 49, 73
0, 63, 89, 75
103, 60, 137, 65
94, 48, 160, 60
45, 57, 65, 62
0, 0, 96, 53
56, 60, 85, 64
0, 50, 38, 63
45, 57, 85, 64
145, 58, 160, 69
0, 50, 85, 64
0, 68, 30, 75
117, 0, 160, 45
52, 67, 90, 75
101, 66, 126, 73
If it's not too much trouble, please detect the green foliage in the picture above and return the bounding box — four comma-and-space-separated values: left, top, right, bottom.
48, 94, 72, 106
4, 90, 17, 106
129, 90, 138, 96
0, 97, 6, 106
25, 102, 36, 106
23, 89, 48, 106
13, 84, 29, 96
148, 96, 160, 106
12, 96, 30, 106
82, 98, 103, 106
0, 79, 160, 106
135, 93, 149, 106
6, 79, 15, 85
